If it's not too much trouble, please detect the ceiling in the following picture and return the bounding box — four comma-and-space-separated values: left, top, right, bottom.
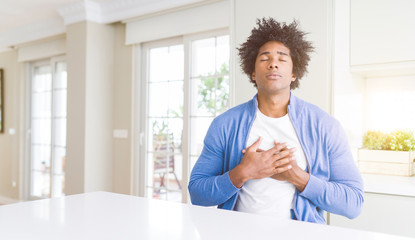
0, 0, 207, 51
0, 0, 85, 33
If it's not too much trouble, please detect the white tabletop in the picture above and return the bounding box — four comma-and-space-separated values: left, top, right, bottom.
0, 191, 412, 240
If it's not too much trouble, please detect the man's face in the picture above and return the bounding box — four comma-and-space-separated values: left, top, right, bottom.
252, 41, 296, 94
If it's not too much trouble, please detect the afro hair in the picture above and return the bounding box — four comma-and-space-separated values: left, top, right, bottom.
237, 18, 314, 89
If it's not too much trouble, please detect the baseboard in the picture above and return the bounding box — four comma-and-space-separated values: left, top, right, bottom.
0, 195, 20, 205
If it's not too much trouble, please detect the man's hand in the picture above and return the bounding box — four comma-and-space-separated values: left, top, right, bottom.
229, 137, 295, 188
270, 141, 310, 192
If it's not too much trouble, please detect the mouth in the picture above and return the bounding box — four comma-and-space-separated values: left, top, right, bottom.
266, 72, 282, 79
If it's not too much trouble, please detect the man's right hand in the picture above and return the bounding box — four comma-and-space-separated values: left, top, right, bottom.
229, 137, 295, 188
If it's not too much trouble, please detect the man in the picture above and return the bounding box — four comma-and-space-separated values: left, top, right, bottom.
188, 18, 364, 224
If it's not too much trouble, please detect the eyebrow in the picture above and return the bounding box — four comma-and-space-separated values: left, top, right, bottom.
258, 51, 289, 57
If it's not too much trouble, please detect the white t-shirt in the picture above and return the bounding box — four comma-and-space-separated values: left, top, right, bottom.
234, 108, 307, 219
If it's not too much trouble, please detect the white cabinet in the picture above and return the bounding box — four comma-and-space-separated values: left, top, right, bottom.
329, 192, 415, 238
351, 0, 415, 66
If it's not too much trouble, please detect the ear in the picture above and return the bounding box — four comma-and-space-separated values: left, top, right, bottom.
251, 72, 256, 80
291, 73, 296, 82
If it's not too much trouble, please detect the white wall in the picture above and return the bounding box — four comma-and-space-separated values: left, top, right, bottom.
112, 23, 133, 195
0, 50, 20, 200
332, 0, 364, 155
233, 0, 333, 113
66, 21, 115, 194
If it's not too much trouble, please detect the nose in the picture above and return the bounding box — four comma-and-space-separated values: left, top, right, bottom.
267, 59, 278, 69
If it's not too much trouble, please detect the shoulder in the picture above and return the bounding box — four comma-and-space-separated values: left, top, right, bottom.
293, 96, 340, 129
212, 100, 254, 125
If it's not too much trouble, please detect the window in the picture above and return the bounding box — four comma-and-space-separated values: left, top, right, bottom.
365, 75, 415, 133
28, 57, 67, 199
140, 31, 230, 203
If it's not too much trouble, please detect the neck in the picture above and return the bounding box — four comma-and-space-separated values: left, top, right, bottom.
257, 91, 290, 118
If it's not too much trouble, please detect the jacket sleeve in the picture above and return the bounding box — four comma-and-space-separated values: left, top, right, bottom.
299, 118, 364, 219
188, 119, 240, 206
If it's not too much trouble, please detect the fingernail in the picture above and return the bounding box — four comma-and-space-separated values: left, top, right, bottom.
288, 165, 292, 169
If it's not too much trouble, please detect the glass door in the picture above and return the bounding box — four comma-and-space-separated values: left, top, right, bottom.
29, 58, 67, 199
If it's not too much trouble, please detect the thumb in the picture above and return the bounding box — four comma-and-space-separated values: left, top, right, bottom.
247, 137, 262, 152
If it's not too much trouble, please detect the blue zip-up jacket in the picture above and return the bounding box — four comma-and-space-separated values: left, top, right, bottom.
188, 93, 364, 224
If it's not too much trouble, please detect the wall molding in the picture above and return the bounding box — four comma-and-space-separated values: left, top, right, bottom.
0, 18, 65, 51
0, 0, 209, 51
57, 0, 208, 25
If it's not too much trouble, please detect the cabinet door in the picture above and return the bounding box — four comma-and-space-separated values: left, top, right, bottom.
329, 192, 415, 238
351, 0, 415, 66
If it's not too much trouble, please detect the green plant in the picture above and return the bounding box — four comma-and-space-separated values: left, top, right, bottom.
152, 120, 168, 137
390, 130, 415, 151
362, 129, 415, 151
362, 131, 389, 150
197, 63, 229, 115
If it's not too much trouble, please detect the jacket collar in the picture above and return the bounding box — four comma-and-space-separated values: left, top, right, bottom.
249, 91, 304, 121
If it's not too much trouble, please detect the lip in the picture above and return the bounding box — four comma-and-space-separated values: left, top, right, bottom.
266, 72, 282, 79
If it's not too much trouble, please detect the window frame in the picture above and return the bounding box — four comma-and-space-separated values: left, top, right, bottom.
25, 55, 67, 200
135, 29, 230, 203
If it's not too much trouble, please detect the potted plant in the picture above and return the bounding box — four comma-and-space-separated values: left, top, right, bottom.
358, 129, 415, 176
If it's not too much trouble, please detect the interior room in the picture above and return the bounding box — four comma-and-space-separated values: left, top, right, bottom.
0, 0, 414, 238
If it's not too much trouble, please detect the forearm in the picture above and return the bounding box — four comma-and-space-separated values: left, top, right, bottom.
188, 171, 240, 206
228, 165, 249, 188
300, 175, 364, 219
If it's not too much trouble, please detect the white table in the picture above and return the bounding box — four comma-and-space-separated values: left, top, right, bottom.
0, 191, 412, 240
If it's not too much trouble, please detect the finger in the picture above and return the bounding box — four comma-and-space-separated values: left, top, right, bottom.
273, 157, 292, 168
256, 148, 264, 152
247, 136, 262, 152
265, 142, 288, 156
273, 164, 292, 174
272, 148, 296, 160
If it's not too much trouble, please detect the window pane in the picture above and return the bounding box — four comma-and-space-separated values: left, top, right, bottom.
53, 89, 67, 117
168, 45, 184, 81
148, 82, 169, 117
32, 92, 51, 118
216, 35, 230, 73
190, 117, 213, 156
149, 45, 183, 82
32, 145, 51, 171
148, 118, 168, 152
168, 81, 183, 118
192, 38, 216, 77
167, 153, 183, 190
367, 91, 415, 132
54, 62, 67, 89
52, 174, 65, 197
216, 75, 230, 115
31, 170, 50, 198
32, 118, 51, 144
149, 47, 168, 82
191, 78, 215, 117
167, 118, 183, 151
33, 66, 52, 92
53, 118, 67, 147
53, 147, 66, 174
